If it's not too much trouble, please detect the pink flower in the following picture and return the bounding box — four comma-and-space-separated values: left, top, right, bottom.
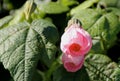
62, 54, 84, 72
60, 19, 92, 72
60, 23, 92, 56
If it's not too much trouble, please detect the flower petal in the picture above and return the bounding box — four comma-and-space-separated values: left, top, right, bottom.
62, 54, 84, 72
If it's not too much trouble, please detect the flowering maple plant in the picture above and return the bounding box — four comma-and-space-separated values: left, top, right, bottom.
0, 0, 120, 81
60, 19, 92, 72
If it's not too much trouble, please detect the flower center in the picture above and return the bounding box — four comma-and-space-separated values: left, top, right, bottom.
69, 43, 81, 52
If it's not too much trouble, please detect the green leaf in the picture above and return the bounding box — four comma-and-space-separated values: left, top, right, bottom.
30, 19, 59, 67
72, 9, 102, 30
115, 68, 120, 81
72, 9, 120, 53
31, 9, 46, 20
70, 0, 99, 15
117, 0, 120, 8
31, 19, 59, 44
106, 8, 120, 17
37, 2, 69, 14
45, 42, 57, 63
98, 0, 120, 8
53, 65, 90, 81
85, 54, 118, 81
9, 9, 25, 25
0, 19, 59, 81
58, 0, 78, 7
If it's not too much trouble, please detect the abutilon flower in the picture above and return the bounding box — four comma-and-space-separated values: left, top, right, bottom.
60, 19, 92, 57
60, 19, 92, 72
62, 54, 84, 72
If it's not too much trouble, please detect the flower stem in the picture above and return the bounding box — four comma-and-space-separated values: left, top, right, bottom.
44, 59, 60, 81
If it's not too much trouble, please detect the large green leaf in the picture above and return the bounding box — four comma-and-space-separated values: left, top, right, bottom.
85, 54, 118, 81
72, 9, 120, 53
0, 19, 59, 81
31, 19, 59, 67
53, 65, 90, 81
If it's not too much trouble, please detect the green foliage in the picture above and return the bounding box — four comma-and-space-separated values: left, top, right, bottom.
37, 2, 69, 14
0, 16, 13, 28
70, 0, 99, 15
0, 19, 58, 81
115, 68, 120, 81
58, 0, 78, 6
106, 8, 120, 17
0, 0, 120, 81
85, 54, 118, 81
72, 9, 120, 53
98, 0, 120, 8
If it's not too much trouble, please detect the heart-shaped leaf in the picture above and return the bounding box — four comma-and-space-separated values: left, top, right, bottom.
0, 19, 59, 81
